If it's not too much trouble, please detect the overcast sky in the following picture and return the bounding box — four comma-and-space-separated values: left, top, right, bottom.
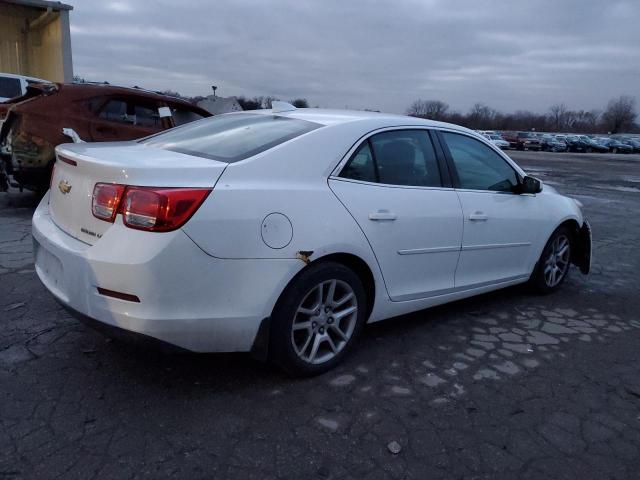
70, 0, 639, 114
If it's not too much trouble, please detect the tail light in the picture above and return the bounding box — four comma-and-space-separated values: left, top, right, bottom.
91, 183, 210, 232
92, 183, 126, 222
121, 187, 210, 231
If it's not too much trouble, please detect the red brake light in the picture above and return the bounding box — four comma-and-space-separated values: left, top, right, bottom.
92, 183, 125, 222
121, 187, 210, 232
92, 184, 210, 231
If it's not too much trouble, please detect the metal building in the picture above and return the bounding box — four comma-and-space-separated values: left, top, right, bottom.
0, 0, 73, 82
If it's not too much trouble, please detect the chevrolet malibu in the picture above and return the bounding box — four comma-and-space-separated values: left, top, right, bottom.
33, 103, 591, 375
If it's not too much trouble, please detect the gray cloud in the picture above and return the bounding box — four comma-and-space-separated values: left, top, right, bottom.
70, 0, 640, 114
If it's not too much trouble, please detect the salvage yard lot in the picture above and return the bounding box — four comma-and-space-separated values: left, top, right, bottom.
1, 151, 640, 479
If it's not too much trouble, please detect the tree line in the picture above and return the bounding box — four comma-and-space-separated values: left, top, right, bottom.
406, 95, 638, 134
235, 96, 309, 110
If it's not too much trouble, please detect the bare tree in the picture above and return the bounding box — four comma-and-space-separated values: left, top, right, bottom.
406, 100, 449, 120
549, 103, 569, 131
572, 110, 600, 133
262, 96, 279, 109
467, 103, 497, 129
290, 98, 309, 108
236, 96, 262, 110
601, 95, 637, 133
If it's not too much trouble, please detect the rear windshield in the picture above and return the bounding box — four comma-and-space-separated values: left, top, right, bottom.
0, 77, 21, 99
141, 113, 321, 162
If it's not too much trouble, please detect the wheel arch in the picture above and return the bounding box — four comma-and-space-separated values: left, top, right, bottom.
309, 252, 376, 319
251, 251, 377, 362
277, 252, 376, 320
538, 217, 583, 269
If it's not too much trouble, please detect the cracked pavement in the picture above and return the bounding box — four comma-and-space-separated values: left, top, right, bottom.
1, 151, 640, 479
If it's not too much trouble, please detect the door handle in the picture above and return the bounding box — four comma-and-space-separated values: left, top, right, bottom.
369, 210, 397, 221
469, 211, 488, 221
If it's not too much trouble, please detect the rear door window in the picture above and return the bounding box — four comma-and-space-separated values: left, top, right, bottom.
141, 113, 320, 162
98, 99, 162, 128
340, 141, 377, 183
340, 130, 442, 187
99, 100, 129, 123
0, 77, 22, 99
132, 103, 161, 127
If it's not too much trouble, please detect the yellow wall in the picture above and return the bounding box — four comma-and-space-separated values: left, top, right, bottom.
0, 3, 70, 82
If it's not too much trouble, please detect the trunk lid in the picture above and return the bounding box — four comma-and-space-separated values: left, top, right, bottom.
50, 141, 227, 245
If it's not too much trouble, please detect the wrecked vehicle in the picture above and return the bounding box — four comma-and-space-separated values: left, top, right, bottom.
0, 83, 211, 191
0, 72, 51, 103
33, 103, 591, 376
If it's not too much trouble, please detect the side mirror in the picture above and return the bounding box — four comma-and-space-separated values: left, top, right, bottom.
519, 175, 542, 194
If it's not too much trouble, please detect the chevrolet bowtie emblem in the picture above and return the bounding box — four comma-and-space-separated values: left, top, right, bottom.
58, 180, 72, 195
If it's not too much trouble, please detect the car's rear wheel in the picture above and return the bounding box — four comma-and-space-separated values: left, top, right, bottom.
530, 226, 572, 294
270, 261, 367, 376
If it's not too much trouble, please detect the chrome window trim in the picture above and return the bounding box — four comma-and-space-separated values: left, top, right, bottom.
328, 175, 455, 192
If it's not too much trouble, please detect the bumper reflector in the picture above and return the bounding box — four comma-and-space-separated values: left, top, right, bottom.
97, 287, 140, 303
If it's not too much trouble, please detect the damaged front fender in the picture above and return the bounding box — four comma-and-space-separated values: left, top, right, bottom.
572, 220, 592, 275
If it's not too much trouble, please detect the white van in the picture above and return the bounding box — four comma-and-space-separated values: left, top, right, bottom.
0, 72, 51, 102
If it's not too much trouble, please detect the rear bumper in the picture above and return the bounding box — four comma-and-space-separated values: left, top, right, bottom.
32, 192, 302, 352
59, 301, 191, 353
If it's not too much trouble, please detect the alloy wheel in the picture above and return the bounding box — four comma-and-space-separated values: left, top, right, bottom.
291, 279, 358, 364
544, 234, 570, 287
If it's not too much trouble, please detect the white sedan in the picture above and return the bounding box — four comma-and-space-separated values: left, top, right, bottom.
484, 133, 511, 149
33, 103, 591, 375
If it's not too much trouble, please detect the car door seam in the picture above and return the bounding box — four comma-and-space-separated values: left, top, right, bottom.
326, 178, 393, 301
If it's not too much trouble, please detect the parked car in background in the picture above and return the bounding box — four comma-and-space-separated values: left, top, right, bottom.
597, 138, 634, 154
33, 105, 591, 375
483, 133, 510, 149
564, 135, 594, 153
540, 134, 567, 152
0, 82, 211, 191
564, 135, 607, 153
619, 138, 640, 153
555, 135, 570, 150
502, 131, 541, 151
578, 135, 609, 153
0, 72, 51, 103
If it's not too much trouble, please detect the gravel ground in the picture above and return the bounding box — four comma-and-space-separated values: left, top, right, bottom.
1, 150, 640, 479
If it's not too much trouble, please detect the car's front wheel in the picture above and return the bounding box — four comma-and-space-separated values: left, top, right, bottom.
270, 261, 367, 376
530, 226, 572, 294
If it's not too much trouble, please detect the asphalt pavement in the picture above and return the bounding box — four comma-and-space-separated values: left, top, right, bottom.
1, 150, 640, 479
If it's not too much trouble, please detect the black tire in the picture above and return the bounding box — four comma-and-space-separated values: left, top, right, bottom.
612, 147, 618, 154
529, 226, 572, 294
269, 261, 367, 376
